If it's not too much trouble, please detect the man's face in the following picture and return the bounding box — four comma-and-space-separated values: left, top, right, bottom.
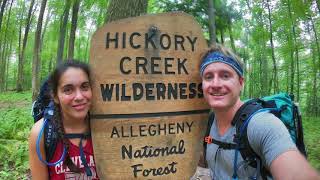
201, 62, 244, 110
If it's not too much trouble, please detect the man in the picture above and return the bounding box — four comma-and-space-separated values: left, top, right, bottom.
199, 44, 319, 180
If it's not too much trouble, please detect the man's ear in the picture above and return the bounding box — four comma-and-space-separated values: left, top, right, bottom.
239, 77, 245, 90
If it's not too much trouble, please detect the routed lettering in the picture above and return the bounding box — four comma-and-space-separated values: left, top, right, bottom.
100, 82, 203, 102
131, 162, 178, 178
119, 56, 188, 75
121, 139, 186, 160
110, 121, 194, 138
105, 32, 197, 51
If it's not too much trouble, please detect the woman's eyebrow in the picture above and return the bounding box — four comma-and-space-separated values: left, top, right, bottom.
61, 84, 73, 89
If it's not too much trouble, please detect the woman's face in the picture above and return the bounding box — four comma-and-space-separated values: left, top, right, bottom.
201, 62, 244, 111
54, 67, 92, 122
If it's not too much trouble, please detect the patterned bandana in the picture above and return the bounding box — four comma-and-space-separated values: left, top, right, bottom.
200, 51, 243, 77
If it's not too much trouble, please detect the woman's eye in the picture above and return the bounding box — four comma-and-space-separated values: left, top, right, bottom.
63, 87, 73, 95
81, 83, 91, 91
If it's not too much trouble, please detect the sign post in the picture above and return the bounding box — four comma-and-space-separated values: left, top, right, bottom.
89, 12, 209, 179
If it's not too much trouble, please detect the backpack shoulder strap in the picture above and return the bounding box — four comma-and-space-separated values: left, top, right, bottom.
205, 111, 215, 140
233, 100, 263, 165
233, 100, 271, 180
293, 103, 307, 157
42, 101, 57, 162
202, 111, 215, 168
44, 119, 58, 162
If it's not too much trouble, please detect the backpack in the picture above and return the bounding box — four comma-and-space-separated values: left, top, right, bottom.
203, 93, 307, 179
32, 79, 92, 176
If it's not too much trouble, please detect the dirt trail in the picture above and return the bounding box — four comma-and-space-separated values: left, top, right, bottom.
0, 100, 30, 110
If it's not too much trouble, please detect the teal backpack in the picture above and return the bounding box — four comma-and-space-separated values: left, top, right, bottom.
203, 93, 307, 180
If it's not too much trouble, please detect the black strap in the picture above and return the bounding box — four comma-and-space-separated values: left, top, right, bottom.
44, 119, 57, 162
203, 111, 215, 167
64, 133, 91, 139
64, 132, 92, 176
211, 139, 237, 149
293, 104, 307, 157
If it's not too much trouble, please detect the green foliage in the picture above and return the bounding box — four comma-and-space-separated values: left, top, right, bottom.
0, 91, 33, 179
303, 117, 320, 170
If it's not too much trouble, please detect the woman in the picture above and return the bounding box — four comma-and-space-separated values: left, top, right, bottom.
29, 60, 99, 179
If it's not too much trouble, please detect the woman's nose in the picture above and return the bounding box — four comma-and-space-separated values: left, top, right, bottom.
74, 89, 84, 100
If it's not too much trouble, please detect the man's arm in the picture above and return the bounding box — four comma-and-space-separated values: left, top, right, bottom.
270, 150, 319, 180
247, 112, 319, 180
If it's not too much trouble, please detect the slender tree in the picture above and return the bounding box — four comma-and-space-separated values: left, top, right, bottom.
227, 18, 236, 51
309, 17, 320, 115
68, 0, 80, 60
316, 0, 320, 14
208, 0, 216, 46
32, 0, 47, 101
0, 0, 7, 30
57, 0, 71, 64
0, 0, 12, 92
265, 0, 279, 93
17, 0, 35, 92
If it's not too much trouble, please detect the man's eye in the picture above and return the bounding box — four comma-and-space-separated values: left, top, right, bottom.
222, 73, 230, 79
203, 73, 213, 81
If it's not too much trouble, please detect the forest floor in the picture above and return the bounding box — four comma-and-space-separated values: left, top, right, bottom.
0, 91, 319, 179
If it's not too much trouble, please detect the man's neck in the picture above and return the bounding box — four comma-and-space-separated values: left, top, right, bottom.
213, 100, 243, 135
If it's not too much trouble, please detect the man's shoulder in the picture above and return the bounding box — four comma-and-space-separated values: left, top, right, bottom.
248, 111, 281, 128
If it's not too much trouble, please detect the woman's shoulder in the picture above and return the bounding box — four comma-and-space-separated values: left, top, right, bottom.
29, 118, 45, 139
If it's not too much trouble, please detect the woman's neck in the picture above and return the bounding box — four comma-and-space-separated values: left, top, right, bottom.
62, 116, 90, 134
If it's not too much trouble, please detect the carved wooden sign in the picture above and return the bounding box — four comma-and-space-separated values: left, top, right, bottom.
89, 12, 209, 179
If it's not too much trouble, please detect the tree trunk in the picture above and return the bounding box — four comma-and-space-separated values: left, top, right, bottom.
208, 0, 216, 46
57, 0, 71, 64
0, 0, 7, 30
310, 17, 320, 115
41, 7, 51, 53
285, 3, 295, 95
5, 41, 11, 90
289, 37, 295, 95
316, 0, 320, 14
32, 0, 47, 101
287, 0, 301, 101
17, 0, 35, 92
266, 0, 278, 93
220, 29, 224, 44
227, 21, 236, 52
105, 0, 148, 23
68, 0, 80, 60
258, 2, 269, 96
310, 17, 320, 75
0, 0, 12, 92
84, 31, 90, 61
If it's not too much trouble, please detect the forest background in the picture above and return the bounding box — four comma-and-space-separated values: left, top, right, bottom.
0, 0, 319, 179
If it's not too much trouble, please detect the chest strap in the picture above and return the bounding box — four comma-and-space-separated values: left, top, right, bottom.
65, 132, 92, 176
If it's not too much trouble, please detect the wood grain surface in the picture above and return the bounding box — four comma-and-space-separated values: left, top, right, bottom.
89, 12, 209, 179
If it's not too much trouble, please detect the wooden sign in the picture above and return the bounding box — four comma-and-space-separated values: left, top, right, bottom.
89, 12, 209, 179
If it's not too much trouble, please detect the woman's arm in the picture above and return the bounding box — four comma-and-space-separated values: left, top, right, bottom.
28, 119, 49, 180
